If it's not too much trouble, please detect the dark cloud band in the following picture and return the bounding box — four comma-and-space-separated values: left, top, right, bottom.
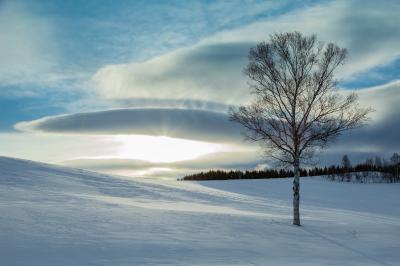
15, 108, 243, 142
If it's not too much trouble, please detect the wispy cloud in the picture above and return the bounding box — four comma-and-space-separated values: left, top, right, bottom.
0, 1, 57, 89
0, 0, 90, 98
209, 0, 400, 80
91, 0, 400, 104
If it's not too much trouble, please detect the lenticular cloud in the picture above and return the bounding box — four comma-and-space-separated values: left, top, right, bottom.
15, 108, 243, 142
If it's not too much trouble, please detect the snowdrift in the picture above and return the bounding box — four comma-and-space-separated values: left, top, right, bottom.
0, 156, 399, 265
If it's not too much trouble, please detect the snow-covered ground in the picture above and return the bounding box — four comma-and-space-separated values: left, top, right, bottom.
0, 156, 399, 265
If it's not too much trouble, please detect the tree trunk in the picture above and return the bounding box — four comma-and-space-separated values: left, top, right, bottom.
293, 160, 301, 226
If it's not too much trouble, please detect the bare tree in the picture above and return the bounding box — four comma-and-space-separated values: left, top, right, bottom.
342, 155, 351, 170
374, 156, 382, 168
365, 158, 374, 167
230, 32, 372, 226
342, 154, 352, 182
390, 153, 400, 179
390, 153, 400, 165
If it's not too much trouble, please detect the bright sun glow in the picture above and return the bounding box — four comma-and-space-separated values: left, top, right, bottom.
108, 135, 231, 163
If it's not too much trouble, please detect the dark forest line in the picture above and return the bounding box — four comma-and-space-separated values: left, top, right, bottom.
181, 153, 400, 183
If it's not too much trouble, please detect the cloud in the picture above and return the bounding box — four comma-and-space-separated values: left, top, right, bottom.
0, 133, 120, 163
14, 79, 400, 161
91, 0, 400, 104
0, 1, 59, 90
15, 108, 243, 142
60, 149, 262, 178
0, 1, 94, 99
210, 0, 400, 79
356, 80, 400, 119
337, 81, 400, 151
62, 150, 261, 171
7, 80, 400, 174
92, 42, 252, 104
309, 80, 400, 165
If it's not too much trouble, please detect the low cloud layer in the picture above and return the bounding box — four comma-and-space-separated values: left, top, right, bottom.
61, 149, 262, 178
14, 80, 400, 168
15, 108, 243, 142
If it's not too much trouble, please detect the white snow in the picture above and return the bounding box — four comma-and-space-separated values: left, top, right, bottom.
0, 156, 399, 265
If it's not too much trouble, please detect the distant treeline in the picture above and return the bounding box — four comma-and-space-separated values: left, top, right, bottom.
181, 153, 400, 183
182, 169, 303, 181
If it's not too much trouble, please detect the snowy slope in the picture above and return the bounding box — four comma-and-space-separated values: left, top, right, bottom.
0, 156, 399, 265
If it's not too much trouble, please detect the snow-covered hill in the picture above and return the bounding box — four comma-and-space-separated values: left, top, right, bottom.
0, 156, 399, 265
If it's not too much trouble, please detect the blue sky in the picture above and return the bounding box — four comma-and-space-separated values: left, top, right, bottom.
1, 0, 399, 176
1, 0, 323, 128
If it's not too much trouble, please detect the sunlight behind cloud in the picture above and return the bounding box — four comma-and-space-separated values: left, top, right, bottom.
99, 135, 232, 163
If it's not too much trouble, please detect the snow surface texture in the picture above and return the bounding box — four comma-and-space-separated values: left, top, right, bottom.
0, 156, 399, 265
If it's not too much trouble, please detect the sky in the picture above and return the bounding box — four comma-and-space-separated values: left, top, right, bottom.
0, 0, 399, 178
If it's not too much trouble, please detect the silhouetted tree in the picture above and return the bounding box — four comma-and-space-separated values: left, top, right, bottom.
230, 32, 372, 226
365, 158, 374, 169
391, 153, 400, 179
342, 155, 351, 170
390, 153, 400, 165
375, 156, 382, 169
342, 154, 351, 181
